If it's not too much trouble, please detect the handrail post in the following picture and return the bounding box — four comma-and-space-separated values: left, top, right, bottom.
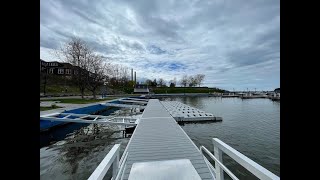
113, 149, 120, 177
212, 138, 280, 180
214, 145, 224, 180
88, 144, 120, 180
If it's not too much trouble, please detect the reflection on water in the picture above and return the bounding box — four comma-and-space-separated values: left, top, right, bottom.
40, 107, 120, 148
160, 97, 280, 179
40, 124, 129, 180
161, 96, 205, 109
41, 97, 279, 180
40, 107, 142, 180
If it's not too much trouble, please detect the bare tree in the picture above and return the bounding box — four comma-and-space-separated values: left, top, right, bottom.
86, 54, 106, 99
188, 75, 198, 87
105, 63, 130, 87
158, 78, 166, 87
180, 75, 188, 87
119, 65, 130, 86
195, 74, 205, 87
105, 63, 116, 86
55, 37, 136, 97
58, 37, 92, 99
145, 79, 152, 86
152, 79, 157, 87
169, 77, 177, 88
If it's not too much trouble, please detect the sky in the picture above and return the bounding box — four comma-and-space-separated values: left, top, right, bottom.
40, 0, 280, 91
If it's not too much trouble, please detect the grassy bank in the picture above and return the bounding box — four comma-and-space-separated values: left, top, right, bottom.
41, 85, 93, 95
40, 74, 95, 96
40, 105, 62, 111
41, 84, 133, 96
41, 97, 117, 104
151, 87, 225, 94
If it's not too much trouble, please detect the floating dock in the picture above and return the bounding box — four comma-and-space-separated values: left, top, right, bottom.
40, 112, 138, 126
119, 99, 215, 179
161, 101, 222, 122
88, 99, 279, 180
100, 102, 145, 109
118, 99, 148, 105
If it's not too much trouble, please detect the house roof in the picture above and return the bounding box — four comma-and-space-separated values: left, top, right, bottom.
40, 59, 60, 63
60, 62, 74, 68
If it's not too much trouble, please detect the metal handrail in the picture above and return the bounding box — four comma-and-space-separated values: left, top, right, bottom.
200, 146, 239, 180
40, 112, 138, 126
212, 138, 280, 180
114, 152, 129, 180
88, 144, 120, 180
202, 154, 216, 176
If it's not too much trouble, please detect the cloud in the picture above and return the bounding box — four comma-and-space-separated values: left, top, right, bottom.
147, 45, 167, 54
147, 62, 187, 71
40, 0, 280, 90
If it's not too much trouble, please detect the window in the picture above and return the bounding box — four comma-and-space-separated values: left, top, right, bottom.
49, 68, 54, 74
58, 69, 64, 74
49, 62, 58, 66
65, 69, 71, 74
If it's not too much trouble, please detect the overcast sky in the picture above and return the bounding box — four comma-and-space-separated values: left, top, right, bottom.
40, 0, 279, 91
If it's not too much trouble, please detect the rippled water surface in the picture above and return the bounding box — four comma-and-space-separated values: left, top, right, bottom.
160, 97, 280, 179
40, 97, 279, 180
40, 108, 136, 180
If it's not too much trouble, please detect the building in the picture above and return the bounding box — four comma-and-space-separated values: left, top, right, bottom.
134, 85, 150, 94
274, 88, 280, 93
40, 59, 77, 76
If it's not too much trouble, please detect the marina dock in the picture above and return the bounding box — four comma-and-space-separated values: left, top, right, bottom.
88, 99, 279, 180
119, 99, 215, 179
40, 97, 279, 180
161, 101, 222, 122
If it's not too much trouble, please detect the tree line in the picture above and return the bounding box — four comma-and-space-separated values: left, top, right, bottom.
143, 74, 205, 88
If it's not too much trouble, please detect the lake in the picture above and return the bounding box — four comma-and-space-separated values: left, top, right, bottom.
160, 96, 280, 179
40, 97, 280, 179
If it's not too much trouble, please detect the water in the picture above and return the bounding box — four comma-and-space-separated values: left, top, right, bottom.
40, 97, 279, 180
40, 125, 130, 180
160, 97, 280, 179
40, 107, 137, 180
40, 106, 120, 148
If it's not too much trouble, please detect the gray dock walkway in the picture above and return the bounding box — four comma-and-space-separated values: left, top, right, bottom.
121, 99, 214, 180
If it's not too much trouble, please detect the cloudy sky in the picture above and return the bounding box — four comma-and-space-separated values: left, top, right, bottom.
40, 0, 279, 91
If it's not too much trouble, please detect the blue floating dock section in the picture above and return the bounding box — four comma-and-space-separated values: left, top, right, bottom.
40, 104, 109, 132
40, 120, 68, 132
108, 100, 121, 104
64, 104, 106, 114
